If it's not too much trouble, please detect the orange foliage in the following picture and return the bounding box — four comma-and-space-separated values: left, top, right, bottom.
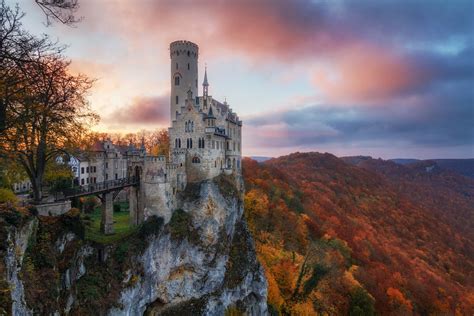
243, 153, 474, 315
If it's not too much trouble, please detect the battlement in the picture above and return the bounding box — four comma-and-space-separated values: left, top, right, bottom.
145, 155, 166, 162
170, 40, 199, 58
166, 163, 179, 170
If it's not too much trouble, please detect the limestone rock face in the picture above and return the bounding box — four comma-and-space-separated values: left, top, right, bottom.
110, 179, 268, 315
1, 177, 267, 315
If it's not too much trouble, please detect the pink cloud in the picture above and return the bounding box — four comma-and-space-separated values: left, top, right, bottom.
107, 95, 170, 125
312, 44, 426, 103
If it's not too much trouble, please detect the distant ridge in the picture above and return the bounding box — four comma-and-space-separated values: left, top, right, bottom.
390, 158, 474, 178
248, 156, 272, 162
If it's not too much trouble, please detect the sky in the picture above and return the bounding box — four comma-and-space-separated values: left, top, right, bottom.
9, 0, 474, 159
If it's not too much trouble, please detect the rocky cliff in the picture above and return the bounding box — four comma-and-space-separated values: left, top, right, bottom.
0, 175, 267, 315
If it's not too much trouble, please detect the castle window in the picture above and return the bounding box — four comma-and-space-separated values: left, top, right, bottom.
192, 156, 200, 163
187, 51, 190, 57
190, 138, 193, 148
187, 63, 190, 70
178, 139, 181, 148
185, 121, 188, 132
176, 62, 178, 69
176, 95, 179, 104
175, 76, 180, 85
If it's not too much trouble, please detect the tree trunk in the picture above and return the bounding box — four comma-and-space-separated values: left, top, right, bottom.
31, 175, 43, 202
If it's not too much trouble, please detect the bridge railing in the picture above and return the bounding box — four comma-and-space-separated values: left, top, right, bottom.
62, 176, 139, 198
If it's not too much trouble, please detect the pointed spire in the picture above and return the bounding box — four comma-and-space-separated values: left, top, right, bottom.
203, 65, 209, 86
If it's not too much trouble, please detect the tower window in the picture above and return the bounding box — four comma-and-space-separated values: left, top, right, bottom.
187, 63, 190, 70
187, 51, 190, 57
175, 95, 179, 104
176, 62, 178, 69
175, 76, 180, 85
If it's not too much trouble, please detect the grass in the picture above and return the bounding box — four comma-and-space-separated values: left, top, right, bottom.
83, 202, 137, 244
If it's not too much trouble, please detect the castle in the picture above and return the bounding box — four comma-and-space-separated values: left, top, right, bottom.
131, 40, 242, 223
24, 40, 241, 225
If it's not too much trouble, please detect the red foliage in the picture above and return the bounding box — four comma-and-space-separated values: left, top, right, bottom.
243, 153, 474, 315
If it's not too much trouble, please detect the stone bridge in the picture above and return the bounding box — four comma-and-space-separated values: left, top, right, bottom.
59, 163, 145, 235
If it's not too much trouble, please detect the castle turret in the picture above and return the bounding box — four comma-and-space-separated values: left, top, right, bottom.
170, 40, 199, 122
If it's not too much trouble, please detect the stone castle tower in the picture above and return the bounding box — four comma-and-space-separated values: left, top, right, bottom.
138, 40, 242, 222
169, 40, 199, 122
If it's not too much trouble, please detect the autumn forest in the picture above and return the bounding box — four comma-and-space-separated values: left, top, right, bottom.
243, 153, 473, 315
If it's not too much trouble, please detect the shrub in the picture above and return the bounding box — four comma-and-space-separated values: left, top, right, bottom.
137, 216, 164, 239
168, 209, 199, 243
349, 287, 375, 316
214, 174, 238, 198
168, 209, 192, 240
0, 188, 17, 203
303, 263, 329, 296
83, 196, 98, 213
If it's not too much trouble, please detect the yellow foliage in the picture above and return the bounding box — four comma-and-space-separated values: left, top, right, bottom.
0, 188, 17, 203
289, 300, 317, 316
264, 267, 285, 309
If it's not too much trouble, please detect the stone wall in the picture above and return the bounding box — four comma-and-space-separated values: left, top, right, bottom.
36, 200, 72, 216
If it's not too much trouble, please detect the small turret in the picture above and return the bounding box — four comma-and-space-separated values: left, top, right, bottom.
204, 105, 216, 127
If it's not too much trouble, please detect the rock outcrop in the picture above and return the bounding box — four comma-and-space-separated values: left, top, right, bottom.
1, 175, 268, 315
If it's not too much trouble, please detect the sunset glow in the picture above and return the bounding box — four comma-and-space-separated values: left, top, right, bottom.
12, 0, 474, 158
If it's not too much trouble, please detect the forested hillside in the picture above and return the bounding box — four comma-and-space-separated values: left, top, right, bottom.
243, 153, 474, 315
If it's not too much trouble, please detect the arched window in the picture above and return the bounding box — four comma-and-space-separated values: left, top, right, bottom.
186, 138, 189, 148
202, 138, 205, 148
189, 138, 193, 148
178, 138, 181, 148
175, 76, 180, 85
192, 156, 200, 163
187, 51, 190, 57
